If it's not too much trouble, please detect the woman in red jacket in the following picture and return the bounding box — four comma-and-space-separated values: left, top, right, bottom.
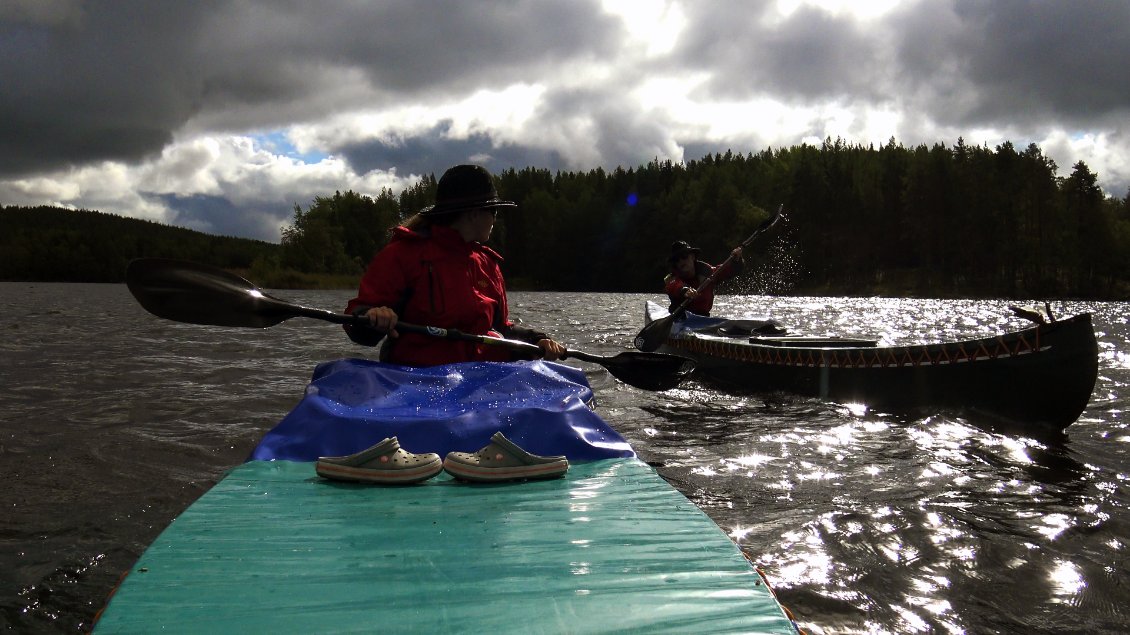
664, 240, 743, 316
344, 164, 566, 367
322, 165, 571, 485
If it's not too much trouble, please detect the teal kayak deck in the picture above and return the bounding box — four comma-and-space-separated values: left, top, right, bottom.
96, 458, 795, 633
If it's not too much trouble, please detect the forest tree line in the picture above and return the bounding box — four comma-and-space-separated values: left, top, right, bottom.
4, 138, 1129, 298
276, 138, 1130, 298
0, 206, 277, 282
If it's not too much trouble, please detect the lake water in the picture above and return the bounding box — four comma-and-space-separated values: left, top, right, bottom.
1, 282, 1127, 633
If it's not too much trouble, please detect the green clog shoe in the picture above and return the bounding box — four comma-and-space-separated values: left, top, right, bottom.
443, 432, 569, 483
316, 437, 443, 484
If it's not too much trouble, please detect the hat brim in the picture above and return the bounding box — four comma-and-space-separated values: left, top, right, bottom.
669, 247, 701, 263
420, 198, 517, 217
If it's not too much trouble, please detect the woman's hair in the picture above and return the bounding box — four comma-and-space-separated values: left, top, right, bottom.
399, 213, 427, 232
398, 210, 461, 233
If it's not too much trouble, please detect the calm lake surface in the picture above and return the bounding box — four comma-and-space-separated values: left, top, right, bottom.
1, 282, 1127, 633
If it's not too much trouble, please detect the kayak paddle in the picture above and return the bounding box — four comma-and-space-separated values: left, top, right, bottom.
633, 204, 785, 353
126, 258, 695, 391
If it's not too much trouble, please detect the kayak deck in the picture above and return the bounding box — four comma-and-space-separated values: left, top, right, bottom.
96, 458, 796, 633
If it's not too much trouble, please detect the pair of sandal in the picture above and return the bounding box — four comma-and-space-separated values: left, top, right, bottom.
315, 432, 569, 485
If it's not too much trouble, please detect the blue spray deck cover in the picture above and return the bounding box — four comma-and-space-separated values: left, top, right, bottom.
249, 358, 636, 462
647, 300, 730, 334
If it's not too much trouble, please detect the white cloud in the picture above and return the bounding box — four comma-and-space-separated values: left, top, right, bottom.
601, 0, 687, 57
289, 83, 547, 156
0, 133, 415, 241
1042, 129, 1130, 196
774, 0, 902, 22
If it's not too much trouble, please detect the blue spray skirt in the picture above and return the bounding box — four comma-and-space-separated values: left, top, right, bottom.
249, 358, 635, 462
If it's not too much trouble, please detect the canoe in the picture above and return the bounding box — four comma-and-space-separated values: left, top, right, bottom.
643, 301, 1098, 429
94, 358, 799, 633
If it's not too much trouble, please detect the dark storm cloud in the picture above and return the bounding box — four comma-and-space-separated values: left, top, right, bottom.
888, 0, 1130, 129
185, 0, 621, 131
533, 84, 686, 169
336, 81, 683, 177
671, 0, 1130, 132
948, 1, 1130, 126
0, 0, 619, 178
339, 121, 567, 177
3, 0, 1128, 241
156, 193, 283, 242
673, 2, 887, 103
6, 0, 1126, 179
0, 2, 210, 174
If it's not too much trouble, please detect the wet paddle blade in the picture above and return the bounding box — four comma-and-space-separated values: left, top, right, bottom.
569, 350, 694, 391
633, 315, 675, 353
126, 258, 311, 328
604, 351, 695, 391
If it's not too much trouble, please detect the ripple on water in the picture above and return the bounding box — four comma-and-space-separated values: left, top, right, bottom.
2, 285, 1128, 633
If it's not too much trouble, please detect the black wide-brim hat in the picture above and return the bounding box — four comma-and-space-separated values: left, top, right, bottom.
420, 164, 517, 216
669, 240, 701, 262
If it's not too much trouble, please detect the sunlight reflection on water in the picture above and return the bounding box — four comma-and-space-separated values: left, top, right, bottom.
553, 293, 1130, 634
2, 286, 1127, 634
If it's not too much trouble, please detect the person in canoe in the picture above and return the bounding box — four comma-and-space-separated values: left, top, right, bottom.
343, 164, 567, 366
664, 240, 743, 316
324, 164, 571, 484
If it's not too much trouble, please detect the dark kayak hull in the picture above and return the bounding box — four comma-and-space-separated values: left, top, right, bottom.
644, 302, 1098, 429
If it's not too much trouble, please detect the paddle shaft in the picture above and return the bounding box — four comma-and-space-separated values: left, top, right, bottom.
387, 321, 545, 358
358, 317, 624, 365
380, 323, 689, 390
125, 258, 690, 389
247, 301, 549, 359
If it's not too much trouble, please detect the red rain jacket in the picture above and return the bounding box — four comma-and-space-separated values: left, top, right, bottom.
664, 259, 743, 316
344, 225, 544, 366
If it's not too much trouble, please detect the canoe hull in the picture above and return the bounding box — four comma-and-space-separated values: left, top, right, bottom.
646, 303, 1098, 429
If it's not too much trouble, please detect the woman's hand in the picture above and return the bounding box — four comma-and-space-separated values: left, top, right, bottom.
683, 287, 700, 299
364, 306, 399, 337
537, 338, 566, 361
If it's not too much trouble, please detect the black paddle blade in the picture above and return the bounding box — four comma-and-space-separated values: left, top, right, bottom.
126, 258, 306, 328
633, 314, 675, 353
603, 351, 695, 391
569, 349, 694, 391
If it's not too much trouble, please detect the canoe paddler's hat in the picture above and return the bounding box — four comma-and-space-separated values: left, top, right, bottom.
420, 164, 517, 216
668, 240, 701, 263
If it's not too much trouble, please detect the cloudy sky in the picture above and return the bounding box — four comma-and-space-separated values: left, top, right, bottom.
2, 0, 1128, 242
